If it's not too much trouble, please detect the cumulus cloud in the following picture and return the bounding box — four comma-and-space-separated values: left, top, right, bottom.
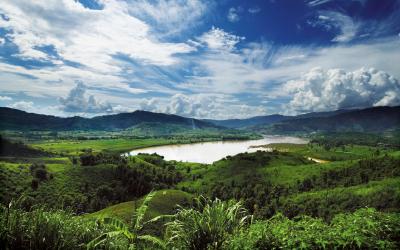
0, 95, 12, 101
139, 94, 268, 119
197, 26, 244, 51
285, 67, 400, 113
59, 82, 113, 113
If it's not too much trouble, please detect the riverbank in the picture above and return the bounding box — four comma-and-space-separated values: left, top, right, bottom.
129, 136, 308, 164
28, 135, 262, 156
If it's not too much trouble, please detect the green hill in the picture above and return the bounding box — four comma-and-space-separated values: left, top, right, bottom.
0, 107, 220, 131
0, 136, 51, 157
258, 106, 400, 134
87, 189, 192, 223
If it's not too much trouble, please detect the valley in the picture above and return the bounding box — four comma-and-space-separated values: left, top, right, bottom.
1, 106, 399, 249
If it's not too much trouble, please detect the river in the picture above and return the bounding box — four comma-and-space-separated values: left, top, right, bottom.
129, 136, 307, 164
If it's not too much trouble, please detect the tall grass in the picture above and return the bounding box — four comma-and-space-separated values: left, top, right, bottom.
0, 200, 107, 250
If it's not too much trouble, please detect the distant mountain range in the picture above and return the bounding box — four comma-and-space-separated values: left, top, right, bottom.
203, 114, 290, 128
256, 106, 400, 133
0, 106, 399, 133
204, 109, 355, 128
0, 107, 219, 131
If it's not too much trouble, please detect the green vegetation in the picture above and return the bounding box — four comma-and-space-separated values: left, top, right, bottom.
164, 196, 250, 249
87, 192, 165, 250
230, 208, 400, 249
30, 138, 177, 155
2, 198, 399, 249
1, 124, 400, 249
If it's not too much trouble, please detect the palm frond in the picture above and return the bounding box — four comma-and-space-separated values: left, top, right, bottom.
133, 191, 156, 232
138, 235, 166, 249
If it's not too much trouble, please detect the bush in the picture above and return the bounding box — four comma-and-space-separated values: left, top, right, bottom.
0, 203, 114, 250
165, 197, 250, 250
31, 179, 39, 190
229, 208, 400, 249
34, 168, 48, 181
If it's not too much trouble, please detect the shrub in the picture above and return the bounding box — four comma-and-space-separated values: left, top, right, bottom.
229, 208, 400, 250
34, 168, 48, 181
165, 197, 250, 250
31, 179, 39, 190
0, 201, 112, 250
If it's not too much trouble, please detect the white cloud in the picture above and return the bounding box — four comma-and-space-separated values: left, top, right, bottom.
0, 95, 12, 101
0, 37, 5, 45
285, 67, 400, 113
227, 7, 240, 23
139, 93, 268, 119
8, 101, 34, 111
248, 7, 261, 14
0, 0, 194, 71
59, 82, 113, 113
197, 26, 244, 51
127, 0, 209, 37
308, 11, 358, 43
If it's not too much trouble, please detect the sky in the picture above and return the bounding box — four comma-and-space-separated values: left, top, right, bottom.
0, 0, 399, 119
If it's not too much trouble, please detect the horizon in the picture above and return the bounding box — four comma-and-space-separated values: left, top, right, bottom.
0, 0, 399, 119
1, 104, 398, 121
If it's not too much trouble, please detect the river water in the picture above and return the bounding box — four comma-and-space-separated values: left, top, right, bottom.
129, 136, 307, 164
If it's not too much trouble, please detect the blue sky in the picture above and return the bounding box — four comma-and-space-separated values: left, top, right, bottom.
0, 0, 399, 119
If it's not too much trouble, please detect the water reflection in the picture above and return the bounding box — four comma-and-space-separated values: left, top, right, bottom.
129, 136, 307, 164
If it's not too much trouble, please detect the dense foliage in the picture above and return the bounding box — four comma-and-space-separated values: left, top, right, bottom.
1, 198, 399, 250
165, 197, 250, 250
230, 208, 400, 249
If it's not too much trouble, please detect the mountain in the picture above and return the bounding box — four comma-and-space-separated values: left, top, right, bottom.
293, 109, 354, 119
0, 107, 220, 131
258, 106, 400, 134
204, 114, 290, 128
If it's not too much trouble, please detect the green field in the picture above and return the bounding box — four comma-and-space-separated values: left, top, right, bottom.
29, 138, 177, 155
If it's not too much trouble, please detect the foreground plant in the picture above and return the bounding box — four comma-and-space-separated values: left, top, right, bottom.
87, 191, 165, 249
164, 196, 250, 250
0, 198, 103, 250
229, 208, 400, 250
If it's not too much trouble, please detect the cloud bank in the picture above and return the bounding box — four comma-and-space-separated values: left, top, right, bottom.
285, 67, 400, 113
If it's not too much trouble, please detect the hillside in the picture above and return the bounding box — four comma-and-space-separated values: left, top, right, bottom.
0, 107, 220, 131
204, 114, 290, 128
87, 189, 192, 223
0, 136, 50, 157
257, 106, 400, 134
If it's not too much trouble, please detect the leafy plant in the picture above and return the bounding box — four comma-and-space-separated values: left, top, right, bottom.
229, 208, 400, 250
165, 196, 250, 250
87, 191, 165, 249
0, 197, 105, 250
